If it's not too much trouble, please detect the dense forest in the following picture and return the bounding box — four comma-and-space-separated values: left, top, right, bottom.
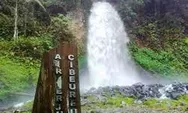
118, 0, 188, 78
0, 0, 188, 112
0, 0, 83, 104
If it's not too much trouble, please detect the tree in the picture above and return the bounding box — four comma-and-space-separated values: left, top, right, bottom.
13, 0, 18, 41
13, 0, 49, 41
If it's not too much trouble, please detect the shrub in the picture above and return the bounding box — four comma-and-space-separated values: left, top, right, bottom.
129, 41, 188, 77
50, 14, 75, 45
0, 35, 54, 60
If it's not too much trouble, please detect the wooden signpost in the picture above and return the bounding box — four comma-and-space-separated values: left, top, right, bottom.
32, 43, 81, 113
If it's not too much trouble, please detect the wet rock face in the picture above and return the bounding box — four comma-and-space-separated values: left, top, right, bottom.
164, 83, 188, 99
82, 83, 188, 100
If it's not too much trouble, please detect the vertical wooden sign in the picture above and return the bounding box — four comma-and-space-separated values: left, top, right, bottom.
32, 43, 81, 113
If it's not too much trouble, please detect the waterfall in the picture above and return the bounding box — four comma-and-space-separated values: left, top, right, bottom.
87, 2, 141, 88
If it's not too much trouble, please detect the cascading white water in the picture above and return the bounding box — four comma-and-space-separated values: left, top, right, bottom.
87, 2, 142, 88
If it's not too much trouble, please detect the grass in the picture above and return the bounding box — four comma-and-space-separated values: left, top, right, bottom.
1, 92, 188, 112
81, 95, 188, 112
0, 36, 53, 99
0, 56, 40, 99
129, 39, 188, 79
0, 36, 86, 101
143, 95, 188, 112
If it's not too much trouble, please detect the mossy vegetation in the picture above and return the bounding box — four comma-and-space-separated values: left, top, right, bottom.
0, 56, 39, 99
8, 98, 188, 113
143, 95, 188, 112
21, 101, 33, 112
4, 93, 188, 112
128, 38, 188, 79
81, 95, 188, 112
0, 36, 86, 100
0, 36, 52, 99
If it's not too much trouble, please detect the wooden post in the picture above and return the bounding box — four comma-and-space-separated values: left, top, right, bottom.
32, 43, 81, 113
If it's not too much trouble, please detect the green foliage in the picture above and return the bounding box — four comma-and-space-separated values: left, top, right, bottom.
7, 94, 188, 112
133, 22, 161, 48
0, 56, 39, 99
165, 38, 188, 70
0, 34, 86, 100
78, 55, 86, 69
143, 95, 188, 112
117, 0, 186, 52
50, 14, 75, 45
129, 40, 188, 77
0, 35, 54, 60
12, 36, 53, 59
43, 0, 78, 11
117, 0, 144, 29
0, 35, 54, 99
22, 101, 33, 111
0, 13, 14, 40
127, 0, 187, 77
0, 0, 52, 39
81, 95, 188, 112
82, 96, 135, 110
106, 96, 134, 107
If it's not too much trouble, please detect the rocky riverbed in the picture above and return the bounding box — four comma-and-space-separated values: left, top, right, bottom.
82, 82, 188, 100
1, 82, 188, 113
80, 82, 188, 113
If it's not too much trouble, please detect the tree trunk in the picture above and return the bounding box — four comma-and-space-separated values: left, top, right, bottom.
13, 0, 18, 41
24, 13, 27, 36
24, 4, 27, 37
